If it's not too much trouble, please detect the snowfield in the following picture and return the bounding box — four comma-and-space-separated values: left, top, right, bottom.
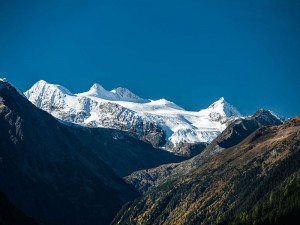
25, 80, 242, 155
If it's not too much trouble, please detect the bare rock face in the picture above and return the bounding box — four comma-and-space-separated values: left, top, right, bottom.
125, 109, 285, 194
166, 142, 208, 158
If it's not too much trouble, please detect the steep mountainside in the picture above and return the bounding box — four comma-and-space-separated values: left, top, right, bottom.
125, 109, 284, 193
112, 116, 300, 225
0, 80, 141, 225
64, 125, 184, 177
0, 190, 38, 225
1, 80, 183, 178
25, 80, 243, 157
226, 170, 300, 225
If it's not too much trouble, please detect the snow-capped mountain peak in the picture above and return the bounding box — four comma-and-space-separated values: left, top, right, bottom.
111, 87, 148, 103
27, 80, 73, 96
208, 97, 225, 107
24, 80, 73, 110
79, 83, 112, 98
24, 80, 243, 157
207, 97, 242, 118
90, 83, 105, 92
147, 98, 184, 110
77, 83, 147, 103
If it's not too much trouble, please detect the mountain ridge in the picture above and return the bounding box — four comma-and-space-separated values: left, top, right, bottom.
112, 115, 300, 225
124, 108, 285, 194
0, 78, 294, 225
0, 80, 187, 225
0, 79, 139, 225
24, 80, 245, 157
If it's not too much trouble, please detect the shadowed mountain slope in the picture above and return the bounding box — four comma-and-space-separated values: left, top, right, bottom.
113, 116, 300, 225
125, 109, 284, 193
0, 80, 140, 225
225, 169, 300, 225
0, 190, 38, 225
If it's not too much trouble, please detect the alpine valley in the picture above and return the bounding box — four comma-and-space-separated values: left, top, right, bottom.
0, 79, 299, 225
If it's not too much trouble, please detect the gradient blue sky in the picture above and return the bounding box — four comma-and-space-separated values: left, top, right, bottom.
0, 0, 299, 117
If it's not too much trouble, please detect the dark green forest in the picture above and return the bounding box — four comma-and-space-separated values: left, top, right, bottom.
227, 170, 300, 225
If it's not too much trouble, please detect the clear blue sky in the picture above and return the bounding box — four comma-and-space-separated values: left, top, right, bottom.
0, 0, 299, 117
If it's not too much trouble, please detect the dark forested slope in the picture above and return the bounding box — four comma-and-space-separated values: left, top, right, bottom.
0, 190, 38, 225
0, 80, 139, 225
113, 116, 300, 225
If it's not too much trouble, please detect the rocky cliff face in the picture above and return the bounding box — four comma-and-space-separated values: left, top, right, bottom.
125, 109, 285, 194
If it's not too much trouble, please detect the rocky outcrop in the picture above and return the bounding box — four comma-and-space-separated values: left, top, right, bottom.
125, 109, 285, 194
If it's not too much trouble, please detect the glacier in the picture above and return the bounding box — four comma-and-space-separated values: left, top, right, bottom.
24, 80, 242, 157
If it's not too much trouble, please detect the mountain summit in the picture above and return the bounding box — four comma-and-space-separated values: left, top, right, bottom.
86, 83, 109, 97
77, 83, 147, 103
207, 97, 242, 118
24, 80, 243, 157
